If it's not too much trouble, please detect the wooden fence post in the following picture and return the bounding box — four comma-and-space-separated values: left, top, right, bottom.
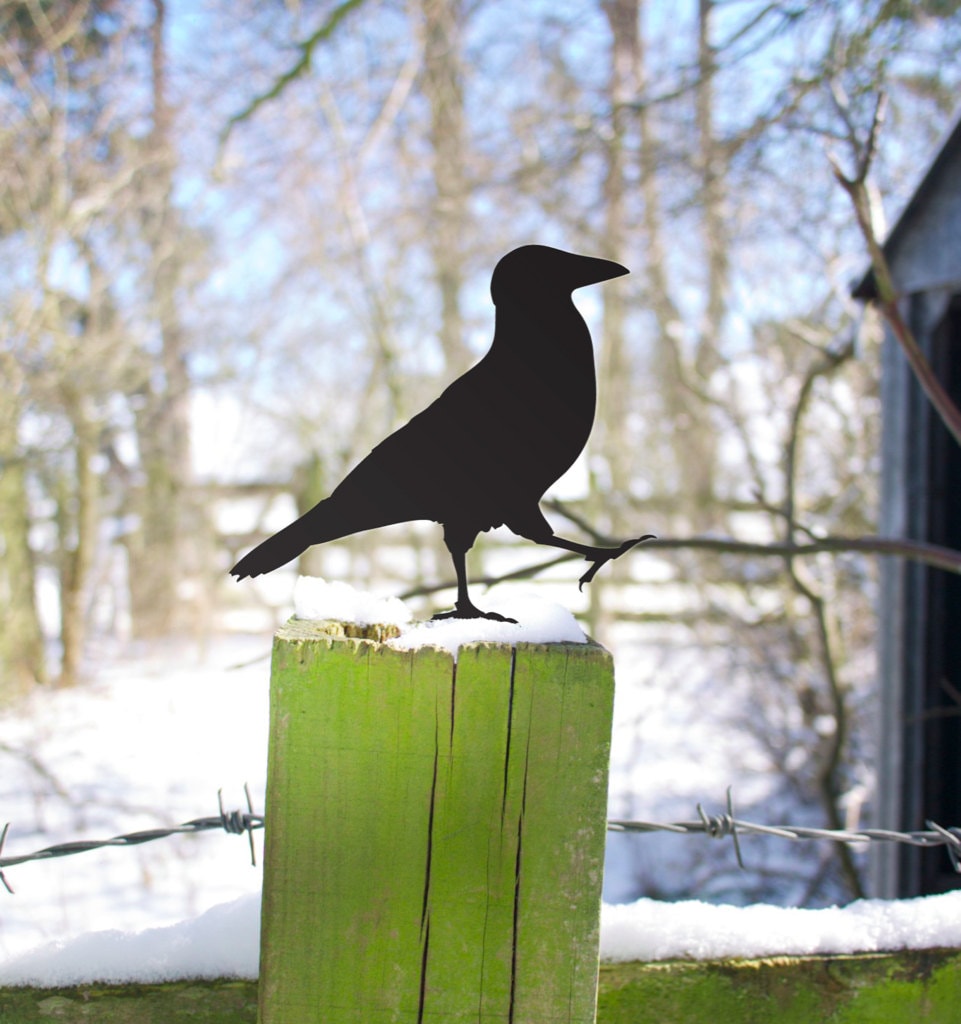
259, 618, 615, 1024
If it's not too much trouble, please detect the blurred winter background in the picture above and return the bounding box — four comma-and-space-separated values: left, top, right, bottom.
2, 0, 961, 962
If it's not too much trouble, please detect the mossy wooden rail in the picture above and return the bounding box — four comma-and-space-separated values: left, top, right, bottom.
4, 952, 961, 1022
259, 618, 616, 1023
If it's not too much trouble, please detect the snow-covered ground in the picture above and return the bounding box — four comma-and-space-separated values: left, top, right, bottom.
1, 584, 958, 988
0, 633, 270, 964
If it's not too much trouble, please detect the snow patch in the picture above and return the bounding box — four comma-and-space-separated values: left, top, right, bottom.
388, 593, 587, 658
293, 577, 588, 658
3, 890, 961, 987
600, 890, 961, 962
0, 893, 261, 986
293, 576, 412, 625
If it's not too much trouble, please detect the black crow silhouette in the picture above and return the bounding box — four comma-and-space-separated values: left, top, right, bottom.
230, 244, 653, 619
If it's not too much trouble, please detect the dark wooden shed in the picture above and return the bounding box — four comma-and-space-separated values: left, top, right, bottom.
853, 111, 961, 898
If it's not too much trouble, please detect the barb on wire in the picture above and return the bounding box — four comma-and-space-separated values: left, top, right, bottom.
0, 787, 263, 894
609, 794, 961, 875
696, 787, 744, 868
926, 820, 961, 874
218, 783, 260, 867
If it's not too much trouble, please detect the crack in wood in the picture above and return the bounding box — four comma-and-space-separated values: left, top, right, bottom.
417, 917, 431, 1024
449, 660, 457, 749
508, 686, 533, 1024
418, 708, 440, 1024
501, 650, 517, 828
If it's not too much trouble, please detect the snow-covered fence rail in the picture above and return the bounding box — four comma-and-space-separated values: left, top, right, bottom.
3, 950, 961, 1024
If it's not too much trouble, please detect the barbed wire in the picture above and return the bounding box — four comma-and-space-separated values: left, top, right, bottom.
1, 786, 958, 895
0, 786, 263, 895
609, 790, 961, 873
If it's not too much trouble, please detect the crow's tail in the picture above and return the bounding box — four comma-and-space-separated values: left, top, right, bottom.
229, 498, 348, 579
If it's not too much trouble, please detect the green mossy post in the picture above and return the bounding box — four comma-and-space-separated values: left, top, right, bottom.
259, 619, 615, 1024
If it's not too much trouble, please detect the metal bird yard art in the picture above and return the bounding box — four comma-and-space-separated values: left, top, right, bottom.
231, 244, 653, 619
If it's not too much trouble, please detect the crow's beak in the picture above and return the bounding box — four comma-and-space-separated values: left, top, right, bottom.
571, 254, 630, 289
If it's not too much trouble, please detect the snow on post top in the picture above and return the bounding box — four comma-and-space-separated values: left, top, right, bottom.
293, 576, 413, 626
292, 577, 588, 659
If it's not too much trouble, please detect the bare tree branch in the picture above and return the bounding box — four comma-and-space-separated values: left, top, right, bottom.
779, 324, 863, 899
649, 534, 961, 574
218, 0, 368, 149
829, 88, 961, 448
399, 531, 961, 604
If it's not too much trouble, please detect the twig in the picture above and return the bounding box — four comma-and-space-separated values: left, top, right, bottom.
779, 329, 863, 898
654, 534, 961, 573
398, 532, 961, 603
828, 88, 961, 448
219, 0, 368, 149
400, 552, 576, 601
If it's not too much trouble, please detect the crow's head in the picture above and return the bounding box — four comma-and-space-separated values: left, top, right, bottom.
490, 244, 629, 304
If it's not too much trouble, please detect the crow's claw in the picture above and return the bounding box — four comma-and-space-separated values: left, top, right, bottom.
432, 606, 518, 624
578, 534, 656, 591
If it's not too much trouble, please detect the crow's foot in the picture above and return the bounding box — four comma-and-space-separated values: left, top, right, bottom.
432, 602, 517, 624
578, 534, 656, 590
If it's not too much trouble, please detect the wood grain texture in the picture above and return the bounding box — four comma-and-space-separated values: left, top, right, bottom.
259, 620, 614, 1023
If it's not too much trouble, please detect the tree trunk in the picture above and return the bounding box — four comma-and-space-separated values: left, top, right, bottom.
295, 452, 327, 579
128, 0, 193, 637
56, 406, 99, 688
599, 0, 639, 507
686, 0, 723, 523
0, 356, 47, 696
586, 0, 642, 641
634, 4, 688, 499
417, 0, 471, 377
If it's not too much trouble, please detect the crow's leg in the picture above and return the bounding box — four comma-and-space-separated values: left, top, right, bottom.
542, 533, 654, 589
506, 507, 655, 590
432, 525, 517, 622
